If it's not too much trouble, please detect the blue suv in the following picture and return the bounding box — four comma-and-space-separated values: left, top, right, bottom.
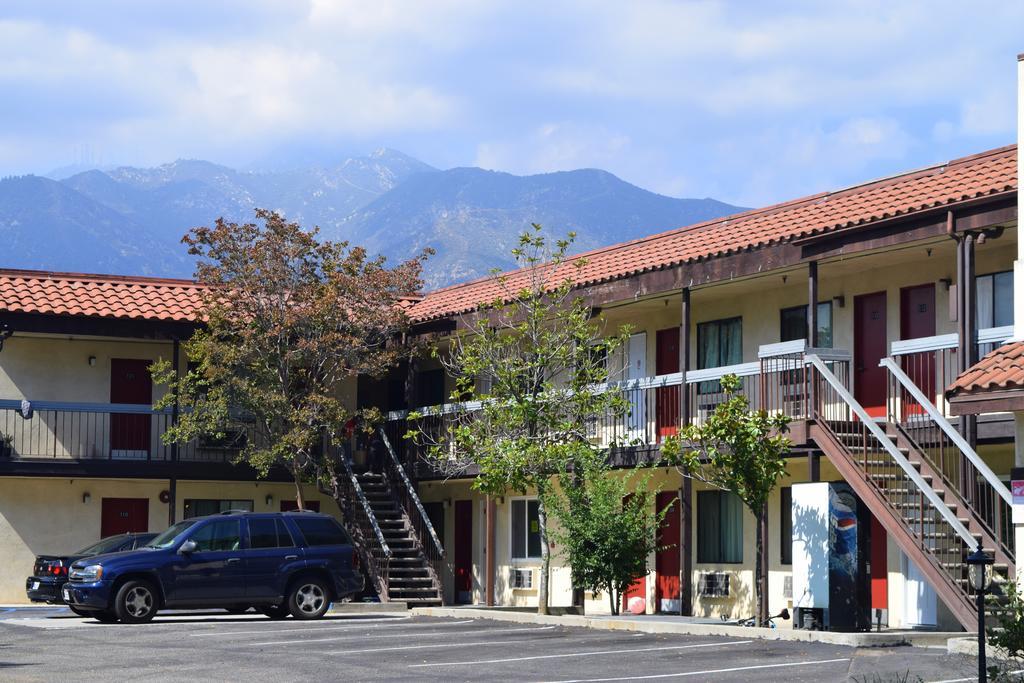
63, 511, 363, 623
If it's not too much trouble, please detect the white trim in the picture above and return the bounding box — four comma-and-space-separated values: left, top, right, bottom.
684, 361, 760, 383
978, 325, 1014, 345
758, 339, 806, 358
889, 326, 1014, 356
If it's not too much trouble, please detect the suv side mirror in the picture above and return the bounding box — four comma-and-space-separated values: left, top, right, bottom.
178, 539, 197, 555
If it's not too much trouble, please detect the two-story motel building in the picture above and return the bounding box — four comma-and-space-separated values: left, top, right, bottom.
1, 59, 1022, 631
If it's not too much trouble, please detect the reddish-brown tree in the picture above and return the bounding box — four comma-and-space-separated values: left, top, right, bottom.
154, 209, 429, 510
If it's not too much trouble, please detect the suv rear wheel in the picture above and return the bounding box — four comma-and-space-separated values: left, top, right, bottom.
287, 578, 330, 620
113, 579, 158, 623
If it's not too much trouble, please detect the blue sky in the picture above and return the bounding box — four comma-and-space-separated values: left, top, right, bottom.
1, 0, 1021, 207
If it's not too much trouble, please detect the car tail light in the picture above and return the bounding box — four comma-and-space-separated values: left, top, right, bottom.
51, 562, 64, 576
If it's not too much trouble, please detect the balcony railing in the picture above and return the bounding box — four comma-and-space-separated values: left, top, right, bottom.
0, 399, 255, 463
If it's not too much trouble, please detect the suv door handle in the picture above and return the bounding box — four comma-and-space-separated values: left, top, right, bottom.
226, 558, 241, 564
284, 555, 298, 561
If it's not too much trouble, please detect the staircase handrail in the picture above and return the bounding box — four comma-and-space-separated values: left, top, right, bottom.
880, 357, 1012, 507
379, 429, 445, 559
339, 446, 392, 558
805, 353, 979, 550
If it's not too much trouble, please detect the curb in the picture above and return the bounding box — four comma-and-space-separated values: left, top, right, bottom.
410, 607, 960, 648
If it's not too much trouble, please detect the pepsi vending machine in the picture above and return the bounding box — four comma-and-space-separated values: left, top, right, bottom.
792, 481, 871, 631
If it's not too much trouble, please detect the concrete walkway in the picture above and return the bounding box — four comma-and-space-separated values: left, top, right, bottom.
411, 606, 963, 648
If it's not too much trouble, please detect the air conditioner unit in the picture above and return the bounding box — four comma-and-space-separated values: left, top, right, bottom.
783, 575, 793, 600
697, 572, 729, 598
510, 568, 534, 589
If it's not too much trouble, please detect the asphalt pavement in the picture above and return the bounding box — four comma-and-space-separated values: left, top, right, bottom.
0, 607, 986, 682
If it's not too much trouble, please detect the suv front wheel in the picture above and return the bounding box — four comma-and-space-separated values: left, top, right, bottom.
287, 578, 330, 620
113, 579, 158, 623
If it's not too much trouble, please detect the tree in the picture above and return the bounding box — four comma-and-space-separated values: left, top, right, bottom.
662, 373, 790, 625
547, 452, 668, 615
153, 209, 429, 510
408, 225, 627, 614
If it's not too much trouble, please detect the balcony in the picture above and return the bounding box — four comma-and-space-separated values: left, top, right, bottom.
0, 399, 270, 479
387, 326, 1014, 477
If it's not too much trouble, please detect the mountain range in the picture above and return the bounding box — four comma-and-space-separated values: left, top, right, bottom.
1, 150, 744, 289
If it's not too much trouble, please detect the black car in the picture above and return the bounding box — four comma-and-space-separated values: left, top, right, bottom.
27, 533, 157, 610
64, 511, 363, 623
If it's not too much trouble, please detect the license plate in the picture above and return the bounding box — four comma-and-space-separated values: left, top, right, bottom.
62, 587, 71, 602
30, 581, 39, 591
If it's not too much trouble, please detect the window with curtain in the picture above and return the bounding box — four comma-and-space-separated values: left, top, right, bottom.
976, 270, 1014, 329
697, 490, 743, 563
511, 499, 542, 559
780, 487, 792, 565
696, 317, 742, 393
779, 302, 833, 348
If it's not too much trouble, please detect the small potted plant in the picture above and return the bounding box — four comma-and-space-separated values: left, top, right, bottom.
0, 432, 12, 459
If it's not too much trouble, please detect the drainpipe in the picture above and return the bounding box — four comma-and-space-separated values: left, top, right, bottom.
486, 495, 496, 606
678, 287, 693, 616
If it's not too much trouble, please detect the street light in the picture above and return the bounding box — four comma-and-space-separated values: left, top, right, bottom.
966, 548, 994, 683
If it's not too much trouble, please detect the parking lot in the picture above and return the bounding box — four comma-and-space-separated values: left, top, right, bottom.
0, 607, 983, 682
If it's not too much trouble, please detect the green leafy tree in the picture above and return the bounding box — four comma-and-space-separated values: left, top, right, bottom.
408, 225, 628, 614
662, 373, 790, 625
547, 452, 669, 615
987, 581, 1024, 680
153, 209, 429, 510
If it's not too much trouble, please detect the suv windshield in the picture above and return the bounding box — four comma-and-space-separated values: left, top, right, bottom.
145, 520, 196, 549
76, 535, 129, 556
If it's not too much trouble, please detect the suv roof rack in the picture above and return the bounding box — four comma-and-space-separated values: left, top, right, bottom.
218, 509, 250, 515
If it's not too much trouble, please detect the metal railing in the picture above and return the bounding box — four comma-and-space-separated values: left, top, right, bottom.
0, 399, 253, 463
379, 429, 446, 596
882, 357, 1015, 565
337, 443, 392, 600
806, 354, 978, 607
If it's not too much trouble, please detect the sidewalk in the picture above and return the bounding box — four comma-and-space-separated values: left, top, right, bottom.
410, 606, 963, 649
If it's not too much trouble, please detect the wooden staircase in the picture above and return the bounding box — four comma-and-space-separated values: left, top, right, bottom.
805, 353, 1014, 631
356, 471, 442, 605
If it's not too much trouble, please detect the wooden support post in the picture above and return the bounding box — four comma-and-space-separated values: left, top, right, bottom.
808, 261, 819, 347
486, 495, 496, 606
167, 338, 180, 526
808, 451, 820, 482
678, 287, 692, 616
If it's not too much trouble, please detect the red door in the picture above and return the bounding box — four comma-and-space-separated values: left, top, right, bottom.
110, 359, 152, 456
281, 500, 320, 512
900, 284, 936, 411
655, 491, 680, 613
101, 498, 149, 537
870, 514, 888, 620
655, 328, 680, 438
854, 292, 887, 417
454, 500, 473, 603
622, 493, 646, 613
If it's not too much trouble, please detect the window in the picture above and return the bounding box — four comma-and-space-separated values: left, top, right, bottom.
248, 518, 296, 549
697, 317, 742, 369
293, 516, 351, 546
697, 491, 743, 564
416, 368, 446, 407
779, 302, 833, 348
976, 270, 1014, 329
183, 499, 254, 518
511, 499, 542, 559
780, 487, 792, 565
190, 520, 241, 552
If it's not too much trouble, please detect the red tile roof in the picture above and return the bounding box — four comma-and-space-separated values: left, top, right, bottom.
408, 144, 1017, 322
0, 269, 205, 323
946, 340, 1024, 397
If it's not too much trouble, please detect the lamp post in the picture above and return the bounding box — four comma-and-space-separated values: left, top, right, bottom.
966, 548, 994, 683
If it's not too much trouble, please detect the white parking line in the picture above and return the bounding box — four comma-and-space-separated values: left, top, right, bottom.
257, 637, 554, 655
408, 640, 755, 668
538, 657, 852, 682
249, 625, 555, 648
191, 615, 446, 637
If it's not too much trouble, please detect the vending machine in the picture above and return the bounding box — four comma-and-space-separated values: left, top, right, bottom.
791, 481, 871, 631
